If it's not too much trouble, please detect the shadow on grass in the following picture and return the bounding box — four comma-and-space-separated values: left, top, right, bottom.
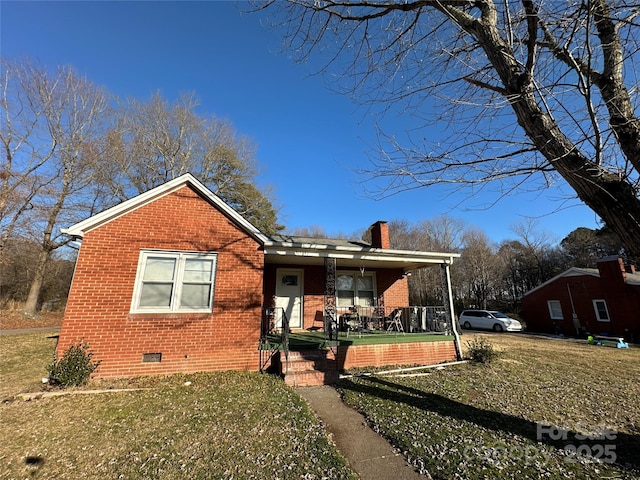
338, 375, 640, 472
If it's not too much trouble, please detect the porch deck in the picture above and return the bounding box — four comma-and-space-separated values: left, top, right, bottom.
260, 330, 454, 351
260, 305, 460, 385
261, 331, 458, 386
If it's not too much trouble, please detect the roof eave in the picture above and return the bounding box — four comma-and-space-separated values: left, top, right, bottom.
61, 173, 269, 244
521, 267, 601, 297
264, 243, 459, 268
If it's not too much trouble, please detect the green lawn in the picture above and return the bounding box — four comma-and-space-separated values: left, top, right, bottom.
0, 332, 356, 479
337, 334, 640, 480
4, 330, 639, 480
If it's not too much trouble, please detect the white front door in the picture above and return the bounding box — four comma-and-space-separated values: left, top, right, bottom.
275, 269, 303, 329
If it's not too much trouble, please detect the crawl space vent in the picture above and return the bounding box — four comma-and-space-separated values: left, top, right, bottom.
142, 353, 162, 363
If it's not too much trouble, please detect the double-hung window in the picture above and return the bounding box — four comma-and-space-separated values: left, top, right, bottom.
131, 250, 217, 313
592, 299, 610, 322
547, 300, 563, 320
337, 272, 376, 307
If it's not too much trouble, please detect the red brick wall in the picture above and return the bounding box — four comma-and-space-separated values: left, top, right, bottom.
376, 270, 409, 309
58, 186, 264, 378
336, 340, 456, 369
522, 272, 640, 341
263, 265, 409, 331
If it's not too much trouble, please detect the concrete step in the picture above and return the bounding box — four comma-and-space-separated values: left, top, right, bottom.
287, 349, 337, 361
285, 357, 338, 372
282, 349, 339, 386
284, 368, 339, 387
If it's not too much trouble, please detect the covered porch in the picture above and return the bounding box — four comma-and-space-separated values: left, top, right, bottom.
260, 319, 458, 387
259, 222, 461, 384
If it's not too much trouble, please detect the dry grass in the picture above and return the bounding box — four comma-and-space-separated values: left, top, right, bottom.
4, 328, 638, 479
0, 332, 357, 479
0, 310, 63, 330
338, 333, 640, 479
0, 331, 59, 399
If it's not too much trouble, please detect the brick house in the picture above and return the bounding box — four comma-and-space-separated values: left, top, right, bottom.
58, 174, 460, 379
521, 256, 640, 342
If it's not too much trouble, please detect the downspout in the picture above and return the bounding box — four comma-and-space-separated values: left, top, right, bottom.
566, 283, 581, 336
443, 259, 463, 361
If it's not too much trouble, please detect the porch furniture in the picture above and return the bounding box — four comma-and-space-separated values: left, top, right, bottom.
342, 309, 364, 337
386, 309, 405, 334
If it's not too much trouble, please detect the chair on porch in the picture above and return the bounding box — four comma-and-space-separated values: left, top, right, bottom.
345, 306, 364, 338
386, 309, 405, 334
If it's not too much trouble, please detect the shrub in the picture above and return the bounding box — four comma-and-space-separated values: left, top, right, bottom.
47, 342, 101, 387
465, 337, 499, 364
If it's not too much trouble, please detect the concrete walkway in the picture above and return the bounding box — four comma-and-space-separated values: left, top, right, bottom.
297, 385, 428, 480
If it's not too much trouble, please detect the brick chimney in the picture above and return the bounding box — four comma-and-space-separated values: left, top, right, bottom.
370, 221, 390, 249
596, 256, 626, 286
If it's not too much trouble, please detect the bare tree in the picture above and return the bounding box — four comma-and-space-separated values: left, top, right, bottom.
459, 228, 497, 309
101, 92, 282, 233
387, 216, 466, 305
1, 60, 109, 315
288, 225, 331, 238
259, 0, 640, 259
1, 59, 54, 251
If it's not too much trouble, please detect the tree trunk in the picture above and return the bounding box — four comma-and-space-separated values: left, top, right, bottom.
23, 247, 50, 316
467, 11, 640, 262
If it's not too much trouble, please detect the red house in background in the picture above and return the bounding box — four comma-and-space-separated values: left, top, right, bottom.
58, 174, 460, 381
521, 256, 640, 342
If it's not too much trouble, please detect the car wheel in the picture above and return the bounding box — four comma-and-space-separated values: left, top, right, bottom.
493, 324, 504, 333
463, 321, 472, 329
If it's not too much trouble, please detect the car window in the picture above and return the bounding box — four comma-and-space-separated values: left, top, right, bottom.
491, 311, 509, 318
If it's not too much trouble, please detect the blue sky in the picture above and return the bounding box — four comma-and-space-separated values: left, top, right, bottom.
1, 1, 601, 245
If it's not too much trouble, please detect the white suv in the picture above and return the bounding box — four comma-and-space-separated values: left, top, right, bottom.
459, 310, 523, 332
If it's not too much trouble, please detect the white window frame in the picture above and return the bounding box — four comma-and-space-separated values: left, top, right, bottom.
592, 299, 610, 322
131, 250, 217, 314
547, 300, 563, 320
336, 271, 377, 308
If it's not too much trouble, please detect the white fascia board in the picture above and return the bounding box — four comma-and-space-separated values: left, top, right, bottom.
61, 173, 269, 244
264, 244, 459, 265
189, 177, 269, 244
264, 239, 460, 258
521, 267, 600, 297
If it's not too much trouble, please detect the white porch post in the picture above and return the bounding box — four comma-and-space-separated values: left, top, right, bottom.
443, 259, 463, 360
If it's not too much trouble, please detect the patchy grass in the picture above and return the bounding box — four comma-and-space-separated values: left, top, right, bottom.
0, 331, 59, 398
0, 333, 356, 479
338, 334, 640, 480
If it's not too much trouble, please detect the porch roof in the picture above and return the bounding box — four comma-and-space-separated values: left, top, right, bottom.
264, 234, 460, 271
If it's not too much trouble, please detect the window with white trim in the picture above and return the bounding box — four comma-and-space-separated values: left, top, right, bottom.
547, 300, 563, 320
592, 299, 610, 322
131, 250, 217, 313
336, 272, 376, 307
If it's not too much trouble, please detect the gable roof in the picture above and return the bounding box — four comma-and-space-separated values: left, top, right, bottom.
523, 266, 640, 297
61, 173, 270, 244
62, 174, 460, 270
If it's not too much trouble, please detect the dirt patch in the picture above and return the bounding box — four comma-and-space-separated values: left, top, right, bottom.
1, 310, 64, 330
